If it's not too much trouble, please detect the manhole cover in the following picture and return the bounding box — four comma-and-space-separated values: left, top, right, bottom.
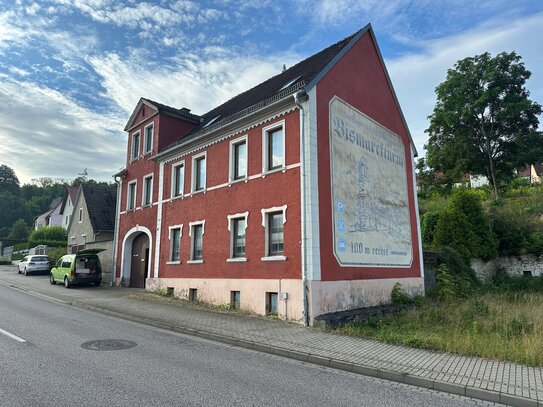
81, 339, 137, 351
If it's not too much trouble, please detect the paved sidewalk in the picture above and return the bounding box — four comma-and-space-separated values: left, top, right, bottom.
1, 266, 541, 407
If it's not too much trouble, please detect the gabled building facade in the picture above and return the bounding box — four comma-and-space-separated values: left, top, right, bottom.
68, 184, 117, 283
60, 186, 79, 230
35, 196, 63, 230
114, 24, 424, 324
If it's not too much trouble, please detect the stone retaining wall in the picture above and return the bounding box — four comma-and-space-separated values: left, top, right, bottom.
471, 254, 543, 283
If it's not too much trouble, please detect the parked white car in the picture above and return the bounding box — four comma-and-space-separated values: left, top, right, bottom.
18, 255, 51, 276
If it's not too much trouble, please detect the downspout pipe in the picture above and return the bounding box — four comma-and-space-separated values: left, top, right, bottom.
294, 90, 309, 327
112, 174, 122, 287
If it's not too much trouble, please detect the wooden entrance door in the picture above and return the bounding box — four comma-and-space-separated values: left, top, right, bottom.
130, 233, 149, 288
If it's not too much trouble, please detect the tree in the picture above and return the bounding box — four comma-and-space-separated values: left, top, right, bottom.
0, 164, 20, 195
7, 219, 29, 240
425, 52, 542, 196
433, 189, 497, 260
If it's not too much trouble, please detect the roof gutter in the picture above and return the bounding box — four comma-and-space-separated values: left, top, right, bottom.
294, 90, 309, 327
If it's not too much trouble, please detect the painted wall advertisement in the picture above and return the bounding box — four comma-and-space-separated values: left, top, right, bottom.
329, 97, 413, 267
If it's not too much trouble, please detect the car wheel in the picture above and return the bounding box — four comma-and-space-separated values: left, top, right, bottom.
94, 281, 101, 287
64, 277, 71, 289
49, 274, 56, 285
24, 268, 29, 276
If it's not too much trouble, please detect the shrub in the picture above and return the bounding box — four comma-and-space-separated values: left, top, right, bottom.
29, 226, 67, 242
433, 264, 455, 301
433, 190, 497, 260
420, 211, 440, 247
27, 239, 67, 248
47, 246, 67, 263
391, 283, 411, 304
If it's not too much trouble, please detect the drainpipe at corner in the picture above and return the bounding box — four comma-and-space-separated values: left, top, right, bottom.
294, 90, 309, 327
111, 174, 122, 287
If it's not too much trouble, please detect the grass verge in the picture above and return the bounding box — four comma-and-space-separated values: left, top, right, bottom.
333, 290, 543, 366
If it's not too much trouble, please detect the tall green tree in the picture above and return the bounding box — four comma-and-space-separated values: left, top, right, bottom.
8, 219, 30, 240
0, 164, 20, 195
425, 52, 542, 196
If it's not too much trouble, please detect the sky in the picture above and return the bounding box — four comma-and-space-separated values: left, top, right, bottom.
1, 0, 542, 184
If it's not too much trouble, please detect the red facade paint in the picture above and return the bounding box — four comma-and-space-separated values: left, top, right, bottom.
117, 109, 302, 281
316, 32, 421, 281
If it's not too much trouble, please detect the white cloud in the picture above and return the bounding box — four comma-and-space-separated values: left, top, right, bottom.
88, 48, 300, 116
386, 12, 543, 156
0, 78, 126, 184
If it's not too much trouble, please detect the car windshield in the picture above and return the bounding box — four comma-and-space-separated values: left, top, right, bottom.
32, 256, 49, 262
76, 256, 100, 270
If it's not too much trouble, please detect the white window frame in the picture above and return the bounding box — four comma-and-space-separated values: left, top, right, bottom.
127, 180, 137, 211
188, 220, 205, 263
191, 152, 207, 193
171, 160, 185, 199
229, 135, 248, 183
80, 234, 87, 245
143, 122, 154, 154
262, 120, 285, 174
227, 212, 249, 262
261, 205, 287, 261
131, 130, 141, 161
142, 173, 153, 207
167, 224, 183, 264
78, 208, 83, 223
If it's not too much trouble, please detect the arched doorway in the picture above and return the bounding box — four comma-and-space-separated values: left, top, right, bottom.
130, 233, 149, 288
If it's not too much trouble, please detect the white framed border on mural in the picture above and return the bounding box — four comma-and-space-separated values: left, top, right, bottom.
328, 96, 413, 268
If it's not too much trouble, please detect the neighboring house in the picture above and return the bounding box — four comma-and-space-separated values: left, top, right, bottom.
34, 197, 63, 230
114, 24, 424, 325
60, 186, 79, 230
67, 184, 117, 283
452, 173, 489, 189
518, 163, 542, 185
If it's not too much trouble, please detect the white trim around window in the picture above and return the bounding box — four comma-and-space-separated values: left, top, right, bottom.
188, 220, 205, 263
227, 212, 248, 262
78, 208, 83, 223
143, 122, 154, 154
167, 224, 183, 264
131, 130, 141, 161
229, 135, 248, 184
142, 172, 153, 207
261, 120, 285, 174
261, 205, 287, 261
127, 180, 137, 211
171, 160, 185, 199
191, 152, 207, 194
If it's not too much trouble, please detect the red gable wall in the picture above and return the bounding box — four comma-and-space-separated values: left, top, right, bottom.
315, 31, 421, 281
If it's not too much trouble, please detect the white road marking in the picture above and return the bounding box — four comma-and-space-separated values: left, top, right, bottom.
0, 327, 26, 343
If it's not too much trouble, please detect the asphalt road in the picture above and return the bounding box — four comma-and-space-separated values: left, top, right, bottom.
0, 281, 498, 407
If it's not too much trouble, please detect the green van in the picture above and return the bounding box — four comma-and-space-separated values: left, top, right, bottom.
50, 249, 104, 288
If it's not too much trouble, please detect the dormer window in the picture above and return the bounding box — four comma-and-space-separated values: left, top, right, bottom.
279, 75, 301, 91
203, 116, 220, 128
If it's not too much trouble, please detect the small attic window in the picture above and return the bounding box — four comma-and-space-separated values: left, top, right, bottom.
142, 106, 146, 116
203, 116, 220, 128
279, 75, 301, 91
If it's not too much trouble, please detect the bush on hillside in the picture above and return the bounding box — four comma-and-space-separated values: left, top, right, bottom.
420, 211, 440, 247
433, 189, 497, 260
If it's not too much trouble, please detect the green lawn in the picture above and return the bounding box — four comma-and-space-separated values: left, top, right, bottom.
333, 291, 543, 366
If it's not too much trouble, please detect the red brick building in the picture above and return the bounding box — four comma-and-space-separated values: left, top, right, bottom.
114, 24, 424, 325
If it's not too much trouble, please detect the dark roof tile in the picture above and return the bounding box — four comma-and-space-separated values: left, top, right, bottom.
81, 184, 117, 233
158, 28, 363, 153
